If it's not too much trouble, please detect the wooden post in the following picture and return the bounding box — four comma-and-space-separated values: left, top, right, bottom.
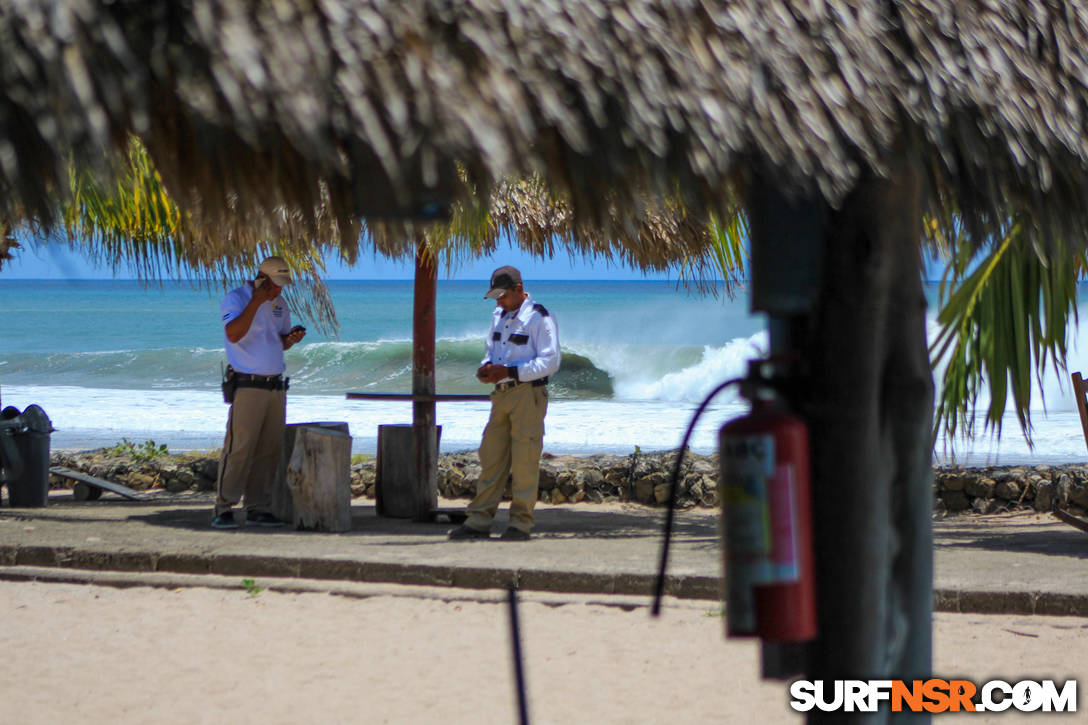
747, 163, 935, 713
412, 243, 439, 521
748, 185, 826, 680
285, 425, 353, 531
749, 162, 933, 721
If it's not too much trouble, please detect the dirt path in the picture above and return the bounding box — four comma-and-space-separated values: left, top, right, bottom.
0, 580, 1084, 724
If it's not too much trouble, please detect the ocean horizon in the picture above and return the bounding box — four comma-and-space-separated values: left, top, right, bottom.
2, 278, 1088, 465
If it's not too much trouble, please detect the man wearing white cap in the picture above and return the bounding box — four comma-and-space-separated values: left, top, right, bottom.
212, 256, 306, 529
449, 266, 560, 541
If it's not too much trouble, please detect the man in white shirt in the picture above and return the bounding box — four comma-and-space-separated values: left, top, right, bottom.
212, 256, 306, 529
449, 266, 561, 541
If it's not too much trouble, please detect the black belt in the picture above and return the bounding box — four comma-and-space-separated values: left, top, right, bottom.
234, 373, 288, 391
495, 377, 548, 392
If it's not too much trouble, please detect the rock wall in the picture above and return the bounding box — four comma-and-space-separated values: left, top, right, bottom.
47, 448, 718, 507
935, 464, 1088, 516
436, 450, 719, 507
50, 450, 221, 493
45, 448, 1088, 517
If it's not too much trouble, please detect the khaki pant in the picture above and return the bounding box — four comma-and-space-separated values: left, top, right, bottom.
215, 387, 286, 516
465, 383, 548, 533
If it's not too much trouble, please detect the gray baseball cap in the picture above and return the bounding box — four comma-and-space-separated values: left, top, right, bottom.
484, 265, 522, 299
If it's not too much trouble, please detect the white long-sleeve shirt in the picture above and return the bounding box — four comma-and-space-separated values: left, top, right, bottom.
481, 294, 560, 383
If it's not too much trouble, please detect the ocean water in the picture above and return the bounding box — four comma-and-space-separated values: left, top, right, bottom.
1, 278, 1088, 464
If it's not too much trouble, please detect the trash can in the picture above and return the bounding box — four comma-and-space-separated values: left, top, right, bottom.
0, 405, 21, 506
0, 404, 53, 508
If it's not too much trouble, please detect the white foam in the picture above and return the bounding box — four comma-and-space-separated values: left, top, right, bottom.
1, 384, 746, 455
5, 377, 1085, 464
566, 331, 768, 404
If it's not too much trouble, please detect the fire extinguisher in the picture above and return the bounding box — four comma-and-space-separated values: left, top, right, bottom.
719, 360, 816, 643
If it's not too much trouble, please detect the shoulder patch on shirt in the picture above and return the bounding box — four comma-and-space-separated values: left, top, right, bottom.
532, 303, 549, 316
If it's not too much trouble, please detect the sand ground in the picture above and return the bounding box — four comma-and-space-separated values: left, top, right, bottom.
0, 580, 1085, 724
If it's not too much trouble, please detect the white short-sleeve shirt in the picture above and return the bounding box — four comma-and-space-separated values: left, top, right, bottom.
220, 283, 292, 375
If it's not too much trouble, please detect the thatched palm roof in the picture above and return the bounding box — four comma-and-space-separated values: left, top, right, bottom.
2, 2, 1087, 253
370, 176, 739, 285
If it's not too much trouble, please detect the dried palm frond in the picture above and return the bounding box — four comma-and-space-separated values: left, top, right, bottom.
56, 136, 342, 332
4, 2, 1088, 255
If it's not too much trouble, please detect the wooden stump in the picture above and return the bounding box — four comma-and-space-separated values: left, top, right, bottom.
376, 423, 441, 518
271, 422, 349, 523
285, 425, 353, 532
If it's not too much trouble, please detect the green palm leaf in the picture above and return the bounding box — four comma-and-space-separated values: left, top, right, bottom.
929, 215, 1086, 445
697, 203, 1087, 449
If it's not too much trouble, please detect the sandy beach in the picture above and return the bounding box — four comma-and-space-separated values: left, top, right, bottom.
1, 579, 1085, 724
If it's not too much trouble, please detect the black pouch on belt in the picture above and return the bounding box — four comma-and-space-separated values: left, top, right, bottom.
221, 365, 237, 404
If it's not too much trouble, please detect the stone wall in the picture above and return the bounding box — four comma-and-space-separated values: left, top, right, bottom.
50, 450, 221, 493
935, 464, 1088, 516
434, 450, 719, 507
47, 448, 718, 507
46, 448, 1088, 517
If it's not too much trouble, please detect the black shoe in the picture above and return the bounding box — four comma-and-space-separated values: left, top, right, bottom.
211, 512, 239, 529
246, 512, 286, 528
500, 527, 531, 542
448, 524, 490, 540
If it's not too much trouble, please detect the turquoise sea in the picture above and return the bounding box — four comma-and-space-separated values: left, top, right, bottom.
1, 279, 1087, 463
0, 280, 763, 454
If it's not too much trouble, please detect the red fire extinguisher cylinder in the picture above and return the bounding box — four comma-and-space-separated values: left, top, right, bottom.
719, 380, 817, 643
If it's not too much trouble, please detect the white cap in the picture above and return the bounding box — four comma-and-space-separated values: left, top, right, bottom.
258, 256, 293, 286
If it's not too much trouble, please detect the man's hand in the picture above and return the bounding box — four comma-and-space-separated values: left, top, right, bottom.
477, 363, 512, 384
253, 278, 282, 304
283, 325, 306, 350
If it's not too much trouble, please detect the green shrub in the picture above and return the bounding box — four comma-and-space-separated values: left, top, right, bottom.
109, 438, 169, 462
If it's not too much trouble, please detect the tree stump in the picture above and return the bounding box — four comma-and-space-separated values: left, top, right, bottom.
285, 425, 353, 531
271, 422, 349, 523
376, 423, 441, 518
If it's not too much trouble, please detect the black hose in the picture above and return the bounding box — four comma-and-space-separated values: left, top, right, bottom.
651, 377, 742, 616
508, 586, 530, 725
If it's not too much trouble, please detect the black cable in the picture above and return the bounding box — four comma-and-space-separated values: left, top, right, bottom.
651, 377, 742, 616
508, 586, 530, 725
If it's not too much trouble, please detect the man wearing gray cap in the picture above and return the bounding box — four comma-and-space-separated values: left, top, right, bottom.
212, 256, 306, 529
449, 266, 561, 541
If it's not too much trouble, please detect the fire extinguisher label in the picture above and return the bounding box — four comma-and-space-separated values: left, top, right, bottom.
721, 434, 774, 558
720, 433, 775, 635
768, 463, 800, 582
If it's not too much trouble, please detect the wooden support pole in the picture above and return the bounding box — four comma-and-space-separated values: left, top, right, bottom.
412, 244, 439, 521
